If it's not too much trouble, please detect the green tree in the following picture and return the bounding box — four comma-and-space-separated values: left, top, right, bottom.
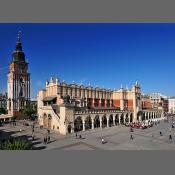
20, 103, 37, 120
0, 107, 6, 115
0, 139, 32, 150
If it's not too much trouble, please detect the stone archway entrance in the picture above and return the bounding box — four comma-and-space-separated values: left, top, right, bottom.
115, 114, 119, 125
125, 114, 129, 123
94, 115, 100, 128
130, 113, 133, 123
85, 116, 92, 130
102, 115, 107, 128
68, 125, 72, 133
74, 116, 83, 132
120, 114, 124, 124
109, 115, 113, 127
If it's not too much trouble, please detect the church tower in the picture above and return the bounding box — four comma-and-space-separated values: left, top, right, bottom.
7, 31, 30, 117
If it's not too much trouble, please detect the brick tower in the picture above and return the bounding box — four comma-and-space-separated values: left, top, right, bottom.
7, 31, 30, 117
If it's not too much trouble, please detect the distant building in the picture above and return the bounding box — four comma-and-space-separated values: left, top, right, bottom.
169, 97, 175, 114
149, 93, 169, 112
0, 93, 7, 109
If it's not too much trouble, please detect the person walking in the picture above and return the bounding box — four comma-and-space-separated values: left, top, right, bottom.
101, 137, 105, 144
32, 133, 35, 141
76, 132, 78, 139
169, 134, 172, 141
130, 134, 134, 140
44, 137, 46, 144
47, 136, 50, 143
160, 131, 162, 136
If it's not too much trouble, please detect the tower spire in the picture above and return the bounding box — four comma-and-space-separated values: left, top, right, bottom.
17, 31, 22, 42
16, 31, 22, 51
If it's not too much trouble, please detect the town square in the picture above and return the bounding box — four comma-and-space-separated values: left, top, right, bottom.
0, 23, 175, 150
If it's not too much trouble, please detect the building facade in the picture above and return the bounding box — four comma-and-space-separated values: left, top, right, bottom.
169, 97, 175, 114
149, 93, 169, 112
7, 32, 30, 117
38, 77, 163, 135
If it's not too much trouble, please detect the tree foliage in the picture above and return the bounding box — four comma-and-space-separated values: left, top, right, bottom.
20, 103, 37, 119
0, 138, 32, 150
0, 107, 6, 115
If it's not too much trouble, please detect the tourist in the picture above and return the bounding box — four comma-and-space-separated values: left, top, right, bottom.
44, 137, 46, 144
169, 135, 172, 141
160, 131, 162, 136
48, 136, 50, 143
130, 134, 134, 140
32, 133, 35, 141
101, 137, 105, 144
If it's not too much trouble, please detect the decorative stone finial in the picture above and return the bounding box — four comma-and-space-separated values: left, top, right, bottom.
46, 80, 49, 86
56, 76, 59, 84
50, 76, 54, 83
17, 31, 22, 42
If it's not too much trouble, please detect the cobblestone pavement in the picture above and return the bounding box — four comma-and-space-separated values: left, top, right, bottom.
0, 118, 175, 150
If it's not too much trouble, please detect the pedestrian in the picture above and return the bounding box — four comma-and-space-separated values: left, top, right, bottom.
160, 131, 162, 136
130, 134, 134, 140
169, 134, 172, 141
101, 137, 105, 144
79, 135, 82, 139
76, 132, 78, 138
32, 133, 35, 141
47, 136, 50, 143
44, 137, 46, 144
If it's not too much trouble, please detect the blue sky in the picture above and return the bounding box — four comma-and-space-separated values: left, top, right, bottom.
0, 23, 175, 99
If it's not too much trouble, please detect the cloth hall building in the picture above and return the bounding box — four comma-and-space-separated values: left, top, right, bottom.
37, 77, 163, 135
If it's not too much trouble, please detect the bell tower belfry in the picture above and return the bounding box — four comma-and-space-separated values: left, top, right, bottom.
7, 31, 30, 117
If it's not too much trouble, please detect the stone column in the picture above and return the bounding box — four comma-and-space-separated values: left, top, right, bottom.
91, 118, 94, 130
82, 119, 85, 131
139, 115, 142, 122
119, 114, 121, 124
100, 116, 102, 128
107, 116, 109, 128
124, 114, 126, 124
113, 115, 115, 126
128, 116, 131, 123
